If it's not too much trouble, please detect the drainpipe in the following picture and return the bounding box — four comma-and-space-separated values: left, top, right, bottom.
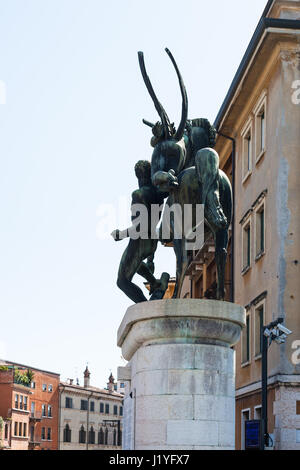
58, 384, 65, 450
216, 131, 236, 303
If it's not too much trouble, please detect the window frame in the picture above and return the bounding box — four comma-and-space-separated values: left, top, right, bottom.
241, 310, 251, 367
254, 300, 265, 360
241, 117, 253, 184
253, 91, 267, 164
241, 216, 252, 274
65, 397, 73, 409
254, 198, 266, 261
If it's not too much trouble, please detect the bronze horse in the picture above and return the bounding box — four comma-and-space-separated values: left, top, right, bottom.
138, 48, 232, 300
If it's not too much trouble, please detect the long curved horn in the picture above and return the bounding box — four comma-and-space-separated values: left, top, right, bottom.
138, 51, 171, 139
165, 48, 188, 141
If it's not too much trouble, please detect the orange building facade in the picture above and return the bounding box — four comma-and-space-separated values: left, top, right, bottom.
0, 361, 60, 450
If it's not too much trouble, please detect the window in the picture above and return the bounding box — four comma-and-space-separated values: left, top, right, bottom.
254, 406, 262, 420
90, 401, 95, 412
42, 384, 47, 392
242, 312, 251, 365
19, 422, 22, 436
89, 426, 95, 444
42, 404, 46, 417
23, 423, 27, 437
80, 400, 88, 411
79, 425, 86, 444
31, 402, 35, 414
105, 404, 109, 414
48, 384, 53, 392
255, 201, 265, 259
254, 303, 264, 358
120, 383, 125, 389
15, 394, 19, 409
113, 428, 117, 446
31, 381, 36, 389
14, 422, 17, 436
65, 397, 73, 409
100, 402, 104, 413
30, 426, 34, 442
241, 118, 253, 182
242, 219, 251, 272
114, 384, 117, 391
296, 401, 300, 415
120, 406, 123, 416
24, 396, 28, 411
104, 428, 108, 445
41, 427, 46, 440
241, 409, 251, 450
5, 424, 8, 439
63, 424, 71, 443
48, 405, 52, 417
113, 405, 118, 415
254, 92, 267, 163
47, 428, 51, 440
19, 395, 23, 410
98, 428, 104, 445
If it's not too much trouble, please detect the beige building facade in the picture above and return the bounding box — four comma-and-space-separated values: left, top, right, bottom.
184, 0, 300, 450
59, 368, 123, 450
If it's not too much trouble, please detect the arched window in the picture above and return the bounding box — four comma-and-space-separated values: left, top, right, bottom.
79, 425, 86, 444
98, 427, 104, 445
89, 426, 95, 444
63, 424, 71, 443
104, 428, 108, 445
113, 428, 116, 446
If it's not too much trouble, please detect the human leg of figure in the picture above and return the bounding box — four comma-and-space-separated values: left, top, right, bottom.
117, 240, 148, 303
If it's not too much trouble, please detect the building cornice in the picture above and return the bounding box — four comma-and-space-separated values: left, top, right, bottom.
214, 18, 300, 133
236, 374, 300, 397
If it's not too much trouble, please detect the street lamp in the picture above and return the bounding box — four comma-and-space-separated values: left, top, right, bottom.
260, 317, 292, 450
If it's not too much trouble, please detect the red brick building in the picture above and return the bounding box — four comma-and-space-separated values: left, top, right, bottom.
0, 361, 60, 450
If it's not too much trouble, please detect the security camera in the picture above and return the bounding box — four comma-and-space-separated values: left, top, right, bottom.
264, 328, 272, 337
277, 324, 292, 335
274, 336, 286, 344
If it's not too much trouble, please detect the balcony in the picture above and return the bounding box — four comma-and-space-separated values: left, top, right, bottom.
29, 411, 42, 422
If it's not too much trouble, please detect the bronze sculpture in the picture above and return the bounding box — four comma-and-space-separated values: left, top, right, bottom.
113, 49, 232, 302
112, 160, 170, 303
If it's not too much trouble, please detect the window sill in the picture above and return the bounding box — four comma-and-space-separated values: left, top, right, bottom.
255, 354, 262, 361
255, 251, 265, 262
241, 265, 251, 276
242, 171, 252, 185
241, 361, 251, 368
255, 149, 265, 165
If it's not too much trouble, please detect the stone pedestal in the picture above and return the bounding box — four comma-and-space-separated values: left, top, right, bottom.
117, 299, 245, 450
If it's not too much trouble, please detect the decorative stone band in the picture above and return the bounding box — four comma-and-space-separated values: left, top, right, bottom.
117, 299, 246, 361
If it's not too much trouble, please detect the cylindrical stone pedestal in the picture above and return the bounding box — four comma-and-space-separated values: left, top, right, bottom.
117, 299, 245, 450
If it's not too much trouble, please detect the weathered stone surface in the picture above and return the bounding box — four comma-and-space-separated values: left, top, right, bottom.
118, 299, 245, 449
194, 395, 235, 422
118, 299, 245, 361
167, 420, 219, 446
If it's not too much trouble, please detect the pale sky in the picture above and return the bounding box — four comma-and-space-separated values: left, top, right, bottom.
0, 0, 268, 387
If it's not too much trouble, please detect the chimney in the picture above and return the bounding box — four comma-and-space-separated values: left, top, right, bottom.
84, 366, 90, 388
69, 379, 73, 385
